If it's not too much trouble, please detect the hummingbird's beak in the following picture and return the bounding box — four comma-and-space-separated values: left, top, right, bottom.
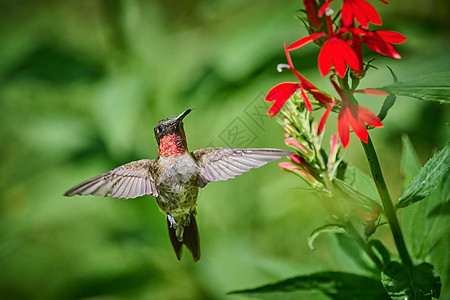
176, 109, 192, 123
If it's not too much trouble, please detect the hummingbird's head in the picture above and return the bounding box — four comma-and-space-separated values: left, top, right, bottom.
154, 109, 191, 157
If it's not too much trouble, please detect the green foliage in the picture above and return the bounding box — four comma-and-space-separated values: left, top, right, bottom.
380, 71, 450, 103
229, 272, 390, 299
397, 141, 450, 208
376, 67, 397, 122
399, 136, 450, 296
307, 224, 346, 251
381, 262, 441, 300
339, 165, 381, 204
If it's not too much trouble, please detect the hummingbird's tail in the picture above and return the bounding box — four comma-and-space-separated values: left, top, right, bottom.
167, 215, 200, 262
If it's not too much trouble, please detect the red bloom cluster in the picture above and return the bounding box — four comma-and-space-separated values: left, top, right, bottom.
265, 44, 333, 117
290, 0, 406, 78
265, 0, 406, 147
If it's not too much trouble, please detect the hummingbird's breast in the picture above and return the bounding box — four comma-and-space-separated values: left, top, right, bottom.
155, 152, 199, 224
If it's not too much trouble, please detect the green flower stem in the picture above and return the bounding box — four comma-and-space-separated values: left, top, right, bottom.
345, 221, 384, 271
362, 135, 413, 269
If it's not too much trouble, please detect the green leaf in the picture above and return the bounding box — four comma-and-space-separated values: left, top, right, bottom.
368, 240, 391, 266
339, 165, 381, 206
428, 236, 450, 299
379, 71, 450, 103
397, 141, 450, 208
377, 93, 396, 122
399, 135, 421, 192
334, 178, 381, 209
229, 272, 390, 300
400, 137, 450, 259
381, 262, 441, 300
307, 224, 346, 251
377, 66, 398, 122
4, 44, 103, 84
335, 233, 378, 274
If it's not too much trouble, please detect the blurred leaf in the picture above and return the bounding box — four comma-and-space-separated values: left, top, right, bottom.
399, 135, 421, 191
92, 74, 148, 159
335, 233, 377, 274
377, 94, 397, 122
308, 224, 345, 251
342, 165, 380, 201
67, 267, 156, 299
17, 114, 93, 160
427, 236, 450, 299
428, 201, 450, 216
400, 137, 450, 259
386, 66, 399, 83
368, 240, 391, 265
379, 71, 450, 103
3, 44, 103, 84
334, 178, 381, 208
376, 66, 398, 122
381, 262, 441, 300
397, 141, 450, 208
229, 272, 390, 300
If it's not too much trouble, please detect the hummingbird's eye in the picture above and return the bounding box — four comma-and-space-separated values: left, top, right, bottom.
156, 125, 163, 134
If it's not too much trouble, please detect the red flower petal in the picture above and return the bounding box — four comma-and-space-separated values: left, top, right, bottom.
353, 88, 389, 96
300, 88, 313, 112
364, 38, 401, 59
358, 105, 383, 127
288, 32, 327, 51
318, 101, 337, 134
318, 0, 334, 17
329, 134, 339, 157
352, 1, 370, 28
355, 0, 382, 27
285, 138, 309, 153
320, 38, 360, 77
338, 39, 360, 71
279, 162, 295, 170
303, 0, 322, 28
318, 39, 334, 76
376, 30, 407, 44
338, 106, 351, 148
348, 104, 369, 143
265, 82, 301, 117
289, 154, 306, 165
284, 43, 294, 68
341, 1, 354, 27
361, 30, 405, 59
283, 44, 333, 105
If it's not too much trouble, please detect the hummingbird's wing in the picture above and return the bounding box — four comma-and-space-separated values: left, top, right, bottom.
191, 148, 292, 187
64, 159, 158, 199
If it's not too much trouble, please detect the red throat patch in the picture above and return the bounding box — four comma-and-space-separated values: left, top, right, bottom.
158, 133, 186, 157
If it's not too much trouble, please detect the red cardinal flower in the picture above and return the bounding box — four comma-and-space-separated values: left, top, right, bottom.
282, 43, 333, 105
265, 82, 303, 116
303, 0, 322, 30
360, 30, 407, 59
340, 27, 407, 59
319, 0, 388, 28
265, 44, 334, 117
329, 79, 384, 147
338, 99, 383, 147
318, 36, 360, 77
279, 162, 317, 183
318, 101, 337, 134
288, 15, 360, 77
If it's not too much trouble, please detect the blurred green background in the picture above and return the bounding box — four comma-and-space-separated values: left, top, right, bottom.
0, 0, 448, 299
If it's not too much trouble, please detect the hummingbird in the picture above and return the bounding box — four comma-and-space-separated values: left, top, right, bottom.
65, 109, 292, 262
